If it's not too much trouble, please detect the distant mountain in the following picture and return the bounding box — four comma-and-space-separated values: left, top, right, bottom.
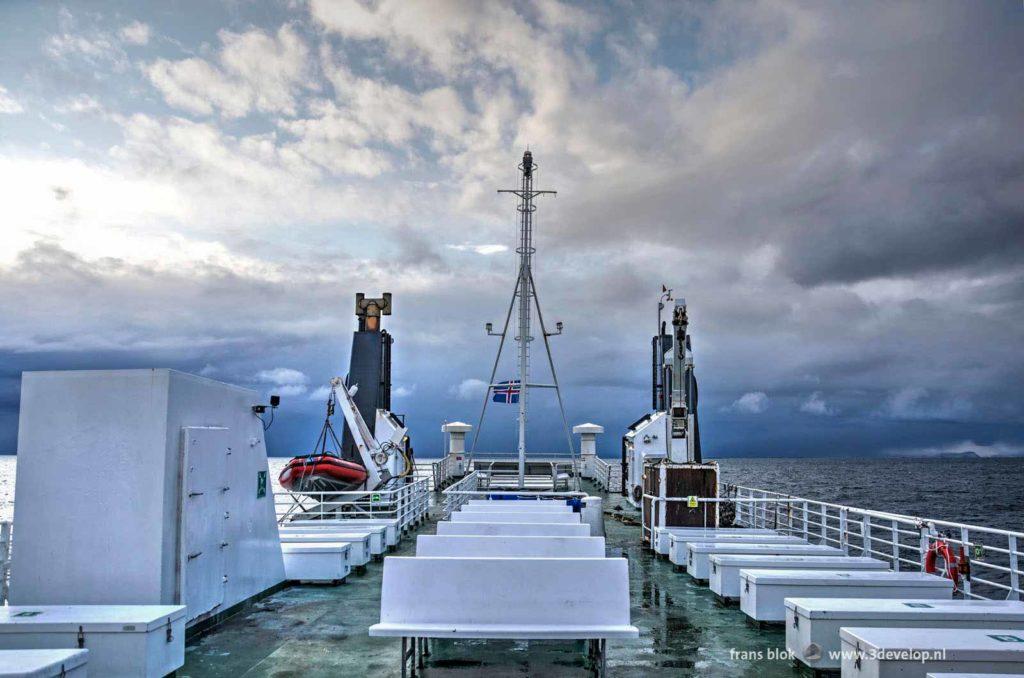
934, 450, 983, 460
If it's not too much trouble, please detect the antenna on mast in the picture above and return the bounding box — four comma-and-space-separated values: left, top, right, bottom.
471, 150, 577, 489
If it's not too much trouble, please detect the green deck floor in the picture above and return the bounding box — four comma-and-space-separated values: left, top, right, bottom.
181, 490, 799, 677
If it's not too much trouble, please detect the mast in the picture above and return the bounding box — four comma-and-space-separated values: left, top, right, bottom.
472, 150, 575, 489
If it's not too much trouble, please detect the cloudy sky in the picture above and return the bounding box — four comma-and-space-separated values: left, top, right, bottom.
1, 1, 1022, 458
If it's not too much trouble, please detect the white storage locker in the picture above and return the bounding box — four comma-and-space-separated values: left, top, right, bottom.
312, 519, 399, 547
710, 555, 887, 601
279, 523, 386, 556
668, 534, 806, 567
926, 673, 1023, 678
686, 543, 842, 581
459, 504, 572, 513
654, 527, 776, 556
840, 627, 1024, 678
279, 533, 371, 568
789, 599, 1024, 672
745, 570, 949, 623
281, 543, 351, 584
0, 605, 185, 678
0, 649, 88, 677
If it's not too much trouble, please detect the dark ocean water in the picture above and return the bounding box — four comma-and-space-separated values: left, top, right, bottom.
715, 456, 1023, 533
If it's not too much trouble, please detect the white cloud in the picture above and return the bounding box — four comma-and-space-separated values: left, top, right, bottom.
799, 391, 834, 416
308, 385, 331, 401
255, 368, 309, 397
0, 85, 23, 114
447, 244, 508, 255
882, 387, 972, 421
393, 384, 416, 398
119, 21, 151, 46
54, 95, 103, 114
728, 391, 769, 414
146, 24, 313, 118
451, 378, 488, 401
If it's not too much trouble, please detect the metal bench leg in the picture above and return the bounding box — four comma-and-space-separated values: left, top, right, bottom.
417, 637, 425, 669
401, 637, 408, 678
600, 639, 607, 677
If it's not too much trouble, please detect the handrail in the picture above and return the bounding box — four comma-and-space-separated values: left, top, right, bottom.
440, 471, 586, 517
274, 477, 430, 533
645, 484, 1023, 602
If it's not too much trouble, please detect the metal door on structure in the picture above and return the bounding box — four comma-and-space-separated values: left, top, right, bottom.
181, 426, 229, 624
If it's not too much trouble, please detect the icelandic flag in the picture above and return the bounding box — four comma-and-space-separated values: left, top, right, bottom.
492, 380, 521, 404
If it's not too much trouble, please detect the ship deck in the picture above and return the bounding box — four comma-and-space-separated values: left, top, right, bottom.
182, 485, 793, 677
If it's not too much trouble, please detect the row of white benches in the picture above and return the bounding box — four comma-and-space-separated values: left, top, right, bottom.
656, 526, 1024, 676
370, 499, 638, 677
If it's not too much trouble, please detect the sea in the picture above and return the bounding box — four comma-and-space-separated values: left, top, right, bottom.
0, 455, 1019, 532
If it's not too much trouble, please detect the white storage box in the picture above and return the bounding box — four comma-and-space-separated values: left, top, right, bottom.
712, 557, 888, 602
654, 527, 776, 556
686, 543, 841, 581
0, 605, 185, 678
788, 599, 1024, 672
449, 511, 580, 524
279, 533, 370, 567
840, 627, 1024, 678
281, 543, 351, 584
668, 534, 806, 567
745, 569, 949, 623
0, 649, 88, 677
278, 524, 385, 556
286, 519, 398, 547
436, 522, 589, 537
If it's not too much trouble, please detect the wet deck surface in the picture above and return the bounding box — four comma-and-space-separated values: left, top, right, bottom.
182, 489, 797, 677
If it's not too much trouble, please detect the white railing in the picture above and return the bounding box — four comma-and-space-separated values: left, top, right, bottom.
274, 477, 430, 533
656, 484, 1022, 602
593, 458, 622, 493
440, 471, 587, 518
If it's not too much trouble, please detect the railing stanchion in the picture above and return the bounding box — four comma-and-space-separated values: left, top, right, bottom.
891, 519, 901, 572
1009, 535, 1020, 601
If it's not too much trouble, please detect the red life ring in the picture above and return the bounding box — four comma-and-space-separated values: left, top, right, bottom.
924, 539, 961, 591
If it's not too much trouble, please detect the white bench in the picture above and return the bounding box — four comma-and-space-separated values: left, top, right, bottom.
747, 569, 949, 623
279, 524, 386, 556
0, 605, 185, 678
686, 542, 842, 581
436, 522, 590, 537
416, 535, 605, 558
668, 533, 806, 567
789, 599, 1024, 672
840, 627, 1024, 678
0, 649, 88, 677
281, 543, 352, 584
459, 504, 572, 513
449, 511, 580, 524
283, 519, 399, 548
710, 554, 887, 601
465, 499, 569, 508
279, 533, 371, 568
369, 556, 638, 676
653, 527, 776, 556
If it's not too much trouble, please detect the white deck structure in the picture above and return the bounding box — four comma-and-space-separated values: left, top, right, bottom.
278, 524, 385, 557
653, 527, 776, 556
709, 554, 887, 600
839, 627, 1024, 678
437, 522, 589, 537
279, 533, 370, 567
281, 543, 352, 584
0, 649, 88, 678
788, 599, 1024, 672
686, 542, 842, 580
0, 605, 186, 678
744, 569, 950, 622
668, 533, 807, 566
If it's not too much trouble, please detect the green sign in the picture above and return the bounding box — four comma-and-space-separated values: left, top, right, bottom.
256, 471, 267, 498
973, 544, 985, 559
371, 493, 381, 503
